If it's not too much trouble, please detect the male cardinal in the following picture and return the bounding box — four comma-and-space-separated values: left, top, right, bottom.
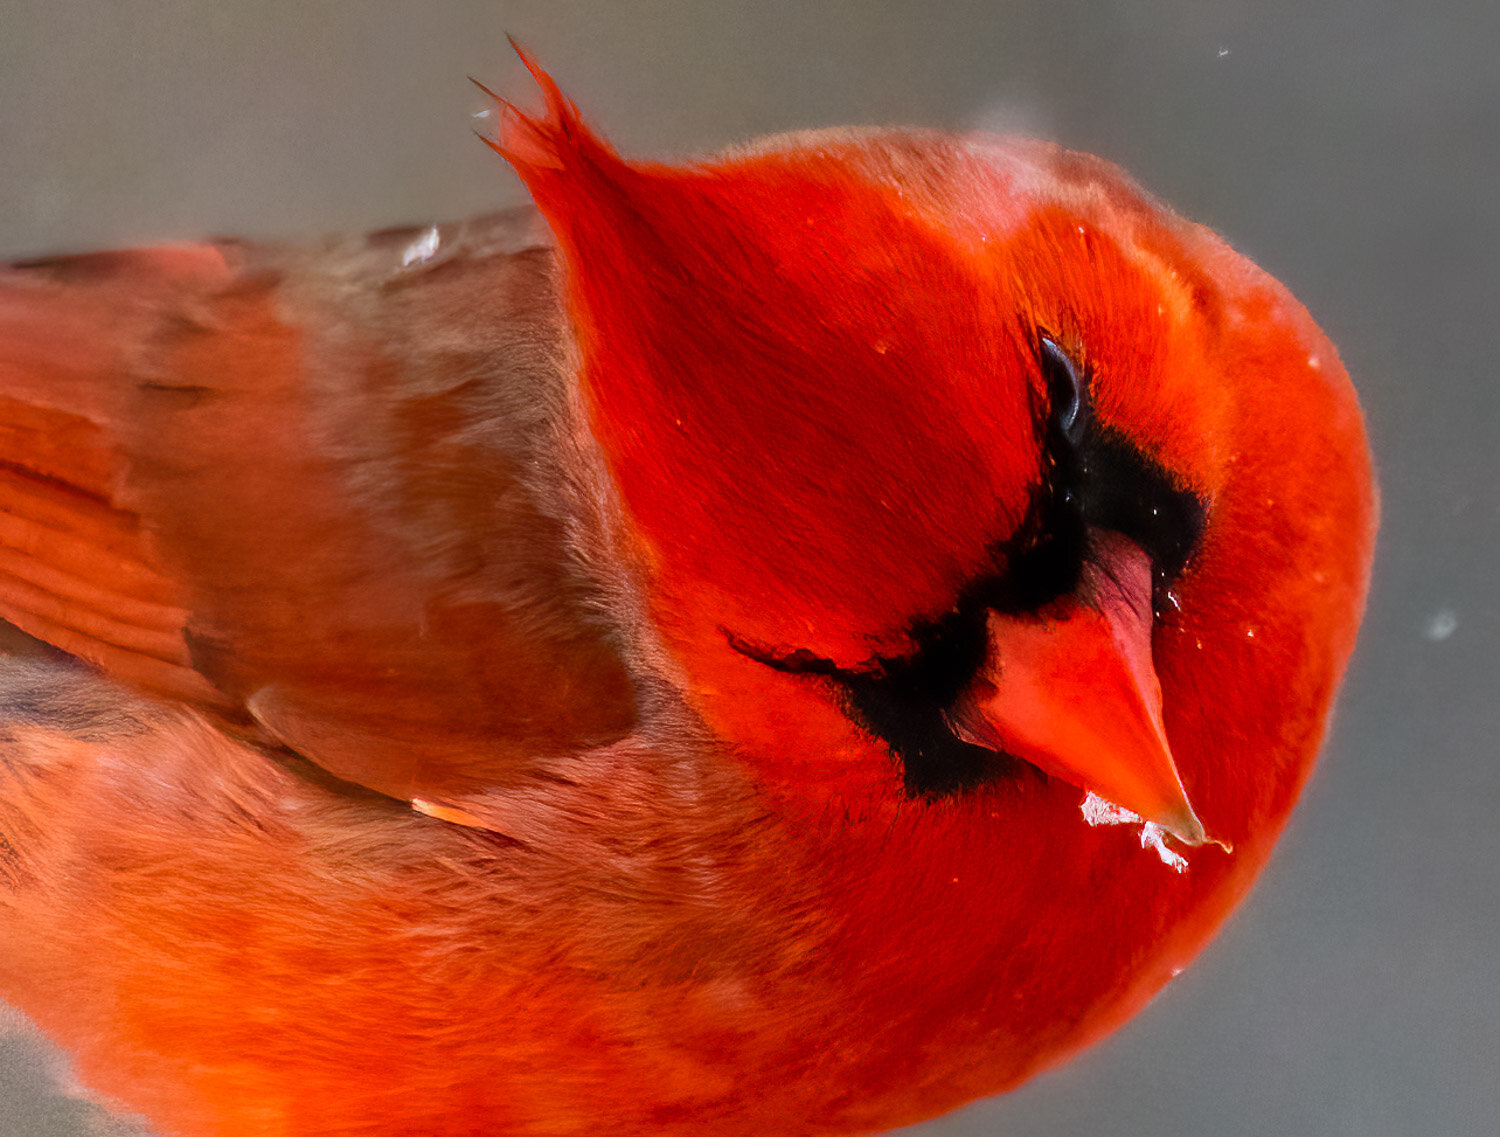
0, 54, 1374, 1137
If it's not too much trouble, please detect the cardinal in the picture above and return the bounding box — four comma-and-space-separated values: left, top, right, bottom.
0, 52, 1374, 1137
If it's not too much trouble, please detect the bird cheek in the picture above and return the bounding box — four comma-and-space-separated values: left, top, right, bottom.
683, 643, 890, 795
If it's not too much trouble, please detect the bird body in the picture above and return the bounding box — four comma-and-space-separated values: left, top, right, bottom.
0, 61, 1375, 1136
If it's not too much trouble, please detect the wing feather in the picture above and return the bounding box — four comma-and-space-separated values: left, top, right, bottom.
0, 212, 636, 813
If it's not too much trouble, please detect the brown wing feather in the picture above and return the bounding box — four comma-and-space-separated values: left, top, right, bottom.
0, 212, 636, 811
0, 244, 231, 705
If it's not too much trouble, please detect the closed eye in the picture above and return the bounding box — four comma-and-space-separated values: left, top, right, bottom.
1004, 334, 1207, 615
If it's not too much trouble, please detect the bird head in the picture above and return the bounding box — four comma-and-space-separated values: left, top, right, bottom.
490, 56, 1375, 855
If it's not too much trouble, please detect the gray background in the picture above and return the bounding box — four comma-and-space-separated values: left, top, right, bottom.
1, 2, 1495, 1135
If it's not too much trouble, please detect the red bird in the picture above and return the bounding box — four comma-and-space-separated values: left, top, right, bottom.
0, 56, 1374, 1137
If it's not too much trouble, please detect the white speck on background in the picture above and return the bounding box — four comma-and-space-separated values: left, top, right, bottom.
1425, 608, 1458, 641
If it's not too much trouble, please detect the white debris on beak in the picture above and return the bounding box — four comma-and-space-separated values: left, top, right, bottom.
1080, 790, 1190, 873
401, 225, 442, 267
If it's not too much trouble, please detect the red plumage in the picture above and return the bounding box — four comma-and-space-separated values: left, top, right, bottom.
0, 56, 1374, 1136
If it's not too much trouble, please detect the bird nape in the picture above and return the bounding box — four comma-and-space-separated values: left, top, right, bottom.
0, 50, 1374, 1137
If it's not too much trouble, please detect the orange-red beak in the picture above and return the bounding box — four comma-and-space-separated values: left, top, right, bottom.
946, 531, 1209, 846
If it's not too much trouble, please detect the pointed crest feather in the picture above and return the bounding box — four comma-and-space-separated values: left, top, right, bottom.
475, 39, 610, 179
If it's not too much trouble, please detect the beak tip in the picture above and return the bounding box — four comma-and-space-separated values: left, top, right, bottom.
1160, 801, 1235, 854
1166, 807, 1208, 848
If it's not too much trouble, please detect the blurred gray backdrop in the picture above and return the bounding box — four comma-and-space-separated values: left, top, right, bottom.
1, 2, 1496, 1135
